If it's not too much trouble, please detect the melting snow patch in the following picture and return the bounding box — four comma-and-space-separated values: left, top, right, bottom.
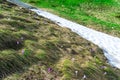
31, 8, 120, 69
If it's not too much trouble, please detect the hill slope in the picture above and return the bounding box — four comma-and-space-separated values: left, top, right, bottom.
0, 1, 120, 80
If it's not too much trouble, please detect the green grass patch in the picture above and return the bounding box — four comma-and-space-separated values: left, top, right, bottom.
22, 0, 120, 37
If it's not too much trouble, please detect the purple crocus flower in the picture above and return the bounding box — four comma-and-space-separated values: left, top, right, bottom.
48, 68, 52, 73
21, 49, 25, 54
16, 41, 20, 45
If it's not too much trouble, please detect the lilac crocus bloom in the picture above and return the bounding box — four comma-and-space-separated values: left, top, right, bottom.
21, 49, 25, 54
16, 41, 20, 45
48, 68, 52, 73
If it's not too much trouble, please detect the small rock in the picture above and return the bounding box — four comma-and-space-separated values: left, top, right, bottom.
44, 21, 47, 24
11, 27, 15, 30
61, 45, 63, 48
104, 72, 107, 75
101, 66, 107, 69
71, 58, 75, 62
29, 68, 34, 71
7, 18, 11, 20
19, 7, 23, 9
112, 27, 114, 29
21, 37, 24, 41
90, 48, 95, 53
81, 74, 87, 80
75, 70, 78, 77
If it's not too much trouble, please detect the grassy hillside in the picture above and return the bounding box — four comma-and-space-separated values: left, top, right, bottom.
22, 0, 120, 37
0, 1, 120, 80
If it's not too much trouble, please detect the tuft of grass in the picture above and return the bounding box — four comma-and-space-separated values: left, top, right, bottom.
0, 30, 23, 50
34, 49, 47, 60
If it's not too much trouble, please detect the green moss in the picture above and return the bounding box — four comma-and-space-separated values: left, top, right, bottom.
23, 48, 32, 57
34, 49, 46, 60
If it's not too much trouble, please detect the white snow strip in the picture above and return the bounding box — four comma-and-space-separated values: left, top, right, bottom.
30, 9, 120, 69
6, 0, 120, 69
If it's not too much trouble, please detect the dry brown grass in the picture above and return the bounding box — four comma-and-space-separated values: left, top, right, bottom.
0, 1, 120, 80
